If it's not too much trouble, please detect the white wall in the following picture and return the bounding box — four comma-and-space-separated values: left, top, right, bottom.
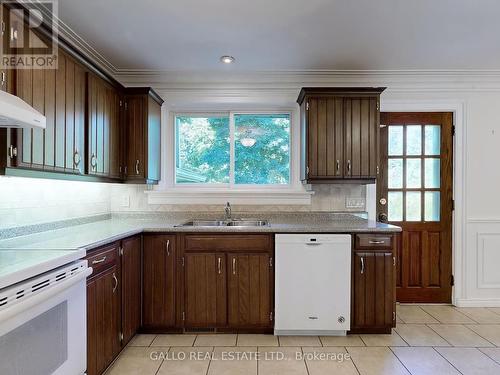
116, 70, 500, 306
0, 176, 112, 229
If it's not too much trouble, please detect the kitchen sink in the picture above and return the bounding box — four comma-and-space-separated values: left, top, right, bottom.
177, 219, 269, 227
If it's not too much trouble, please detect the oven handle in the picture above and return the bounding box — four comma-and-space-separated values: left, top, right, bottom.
0, 267, 92, 323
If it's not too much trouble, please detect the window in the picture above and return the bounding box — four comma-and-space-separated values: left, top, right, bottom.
175, 113, 290, 186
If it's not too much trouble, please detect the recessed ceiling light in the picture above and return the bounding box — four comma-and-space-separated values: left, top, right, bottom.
220, 55, 235, 64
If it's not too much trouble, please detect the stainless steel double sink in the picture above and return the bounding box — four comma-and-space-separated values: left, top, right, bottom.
177, 219, 269, 227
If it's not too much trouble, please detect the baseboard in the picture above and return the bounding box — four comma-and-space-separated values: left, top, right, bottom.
455, 299, 500, 307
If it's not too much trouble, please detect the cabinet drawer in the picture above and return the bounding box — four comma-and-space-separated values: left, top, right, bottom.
183, 234, 272, 252
355, 234, 393, 250
86, 244, 119, 276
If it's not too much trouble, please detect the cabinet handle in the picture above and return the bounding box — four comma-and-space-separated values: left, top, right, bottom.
232, 258, 236, 275
91, 154, 97, 170
360, 256, 365, 274
368, 240, 385, 244
336, 160, 340, 175
347, 160, 351, 175
135, 160, 140, 175
73, 150, 81, 167
124, 166, 128, 176
218, 257, 222, 274
92, 256, 107, 265
112, 272, 118, 293
165, 240, 170, 256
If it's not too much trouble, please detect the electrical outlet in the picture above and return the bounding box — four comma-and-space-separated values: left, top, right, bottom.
121, 195, 130, 208
346, 197, 365, 209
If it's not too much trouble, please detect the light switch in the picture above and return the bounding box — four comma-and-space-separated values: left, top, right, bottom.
346, 197, 365, 209
121, 195, 130, 208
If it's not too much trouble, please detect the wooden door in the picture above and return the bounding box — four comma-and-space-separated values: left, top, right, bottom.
378, 112, 453, 303
306, 97, 344, 180
13, 50, 85, 173
227, 253, 273, 328
124, 95, 145, 180
184, 253, 227, 328
344, 97, 379, 179
121, 236, 141, 345
143, 235, 176, 328
352, 251, 394, 333
87, 266, 121, 375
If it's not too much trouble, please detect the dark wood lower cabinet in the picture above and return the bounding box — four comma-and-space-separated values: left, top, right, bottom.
121, 236, 142, 345
142, 235, 176, 329
228, 253, 273, 329
180, 234, 274, 332
350, 234, 396, 334
86, 235, 141, 375
184, 253, 227, 328
86, 264, 121, 375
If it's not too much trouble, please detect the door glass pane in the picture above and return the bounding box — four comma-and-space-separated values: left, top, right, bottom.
388, 126, 403, 156
406, 159, 421, 188
388, 159, 403, 188
425, 191, 440, 221
406, 125, 422, 155
388, 191, 403, 221
425, 158, 440, 188
425, 125, 441, 155
406, 191, 421, 221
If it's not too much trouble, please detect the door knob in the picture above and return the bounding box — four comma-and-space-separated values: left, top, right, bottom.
378, 213, 388, 223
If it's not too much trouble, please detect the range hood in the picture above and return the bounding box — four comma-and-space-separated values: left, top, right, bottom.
0, 90, 46, 129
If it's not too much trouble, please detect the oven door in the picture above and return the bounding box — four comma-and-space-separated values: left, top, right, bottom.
0, 261, 92, 375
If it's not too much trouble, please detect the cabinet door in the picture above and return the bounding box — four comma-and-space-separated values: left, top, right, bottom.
121, 236, 142, 345
13, 51, 85, 173
184, 253, 227, 328
87, 73, 121, 178
125, 95, 145, 180
306, 97, 344, 180
147, 96, 161, 182
344, 97, 379, 179
227, 253, 273, 328
142, 235, 176, 328
87, 265, 121, 375
352, 251, 394, 332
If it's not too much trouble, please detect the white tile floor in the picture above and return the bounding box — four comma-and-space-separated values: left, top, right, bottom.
105, 305, 500, 375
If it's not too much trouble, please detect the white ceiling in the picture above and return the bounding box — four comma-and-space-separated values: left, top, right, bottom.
58, 0, 500, 72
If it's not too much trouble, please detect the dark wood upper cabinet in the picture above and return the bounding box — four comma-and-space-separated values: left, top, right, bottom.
142, 234, 176, 329
123, 88, 163, 184
87, 73, 122, 179
120, 236, 142, 345
297, 87, 385, 183
7, 49, 86, 175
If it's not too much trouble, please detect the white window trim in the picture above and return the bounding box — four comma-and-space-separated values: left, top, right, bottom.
146, 107, 313, 205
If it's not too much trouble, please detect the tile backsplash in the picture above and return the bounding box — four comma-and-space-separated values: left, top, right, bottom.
0, 176, 111, 229
110, 184, 366, 213
0, 176, 367, 229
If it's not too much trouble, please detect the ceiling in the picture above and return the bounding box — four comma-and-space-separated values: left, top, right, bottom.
57, 0, 500, 72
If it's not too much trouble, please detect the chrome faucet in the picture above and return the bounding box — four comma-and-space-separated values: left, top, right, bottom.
224, 202, 232, 221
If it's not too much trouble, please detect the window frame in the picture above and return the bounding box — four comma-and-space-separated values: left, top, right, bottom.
173, 110, 293, 189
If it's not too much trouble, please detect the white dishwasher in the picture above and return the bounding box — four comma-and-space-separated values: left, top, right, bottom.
275, 234, 351, 336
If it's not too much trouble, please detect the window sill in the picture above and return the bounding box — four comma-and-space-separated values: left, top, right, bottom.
145, 188, 314, 205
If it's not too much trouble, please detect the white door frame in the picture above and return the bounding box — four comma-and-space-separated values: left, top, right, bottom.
380, 99, 466, 306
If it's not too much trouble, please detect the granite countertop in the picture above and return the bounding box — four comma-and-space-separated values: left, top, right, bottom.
0, 213, 401, 252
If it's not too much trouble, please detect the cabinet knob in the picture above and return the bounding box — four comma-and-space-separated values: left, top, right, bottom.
90, 154, 97, 170
73, 150, 81, 167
